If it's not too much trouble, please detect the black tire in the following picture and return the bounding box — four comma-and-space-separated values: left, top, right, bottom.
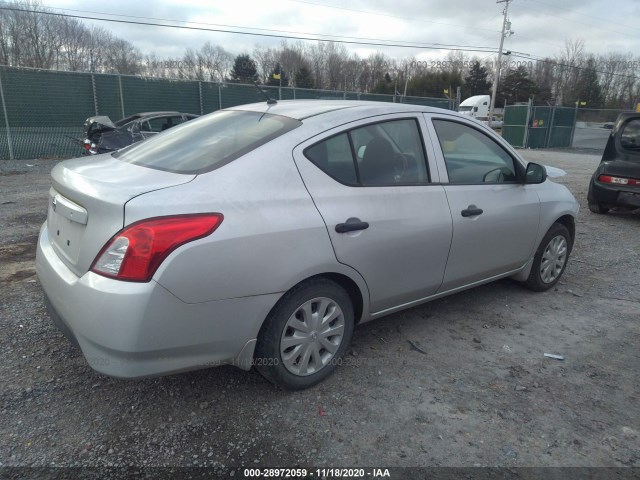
524, 223, 572, 292
254, 278, 354, 390
588, 202, 609, 214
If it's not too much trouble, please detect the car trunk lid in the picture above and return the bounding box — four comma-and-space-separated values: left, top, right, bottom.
83, 115, 117, 140
47, 154, 195, 277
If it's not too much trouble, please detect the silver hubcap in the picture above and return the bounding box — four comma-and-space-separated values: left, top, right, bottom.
280, 297, 345, 376
540, 235, 568, 284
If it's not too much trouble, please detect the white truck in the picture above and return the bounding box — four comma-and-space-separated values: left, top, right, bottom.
458, 95, 490, 118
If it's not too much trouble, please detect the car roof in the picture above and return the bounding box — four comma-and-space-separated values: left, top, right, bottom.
228, 100, 446, 121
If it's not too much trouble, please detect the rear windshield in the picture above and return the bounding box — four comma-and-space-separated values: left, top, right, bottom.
113, 110, 301, 174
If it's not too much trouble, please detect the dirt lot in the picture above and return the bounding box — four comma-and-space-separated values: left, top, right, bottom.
0, 150, 639, 475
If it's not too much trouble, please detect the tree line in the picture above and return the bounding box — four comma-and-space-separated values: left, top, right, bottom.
1, 1, 638, 109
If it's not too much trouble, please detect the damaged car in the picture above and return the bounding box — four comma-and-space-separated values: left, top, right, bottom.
79, 111, 199, 155
588, 112, 640, 213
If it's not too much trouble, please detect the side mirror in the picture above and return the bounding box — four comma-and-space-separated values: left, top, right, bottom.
357, 145, 367, 159
525, 162, 547, 184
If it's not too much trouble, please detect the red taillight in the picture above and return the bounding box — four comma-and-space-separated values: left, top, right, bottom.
91, 214, 223, 282
598, 174, 640, 186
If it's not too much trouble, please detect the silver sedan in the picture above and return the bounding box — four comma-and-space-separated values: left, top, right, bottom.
36, 100, 579, 389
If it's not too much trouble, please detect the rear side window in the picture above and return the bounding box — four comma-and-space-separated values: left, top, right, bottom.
114, 110, 301, 174
620, 119, 640, 151
305, 118, 429, 186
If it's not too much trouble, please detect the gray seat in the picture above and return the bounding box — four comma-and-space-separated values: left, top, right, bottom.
359, 137, 395, 185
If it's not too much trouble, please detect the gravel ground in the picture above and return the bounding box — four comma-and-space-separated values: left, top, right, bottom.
0, 150, 639, 475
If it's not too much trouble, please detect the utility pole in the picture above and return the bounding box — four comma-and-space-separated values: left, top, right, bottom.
488, 0, 511, 123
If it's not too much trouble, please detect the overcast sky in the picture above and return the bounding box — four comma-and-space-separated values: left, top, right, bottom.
43, 0, 639, 62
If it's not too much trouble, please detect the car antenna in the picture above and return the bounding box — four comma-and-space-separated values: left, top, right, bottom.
253, 81, 277, 105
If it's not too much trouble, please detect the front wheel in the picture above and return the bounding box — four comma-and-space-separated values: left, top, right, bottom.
524, 223, 572, 292
254, 279, 354, 390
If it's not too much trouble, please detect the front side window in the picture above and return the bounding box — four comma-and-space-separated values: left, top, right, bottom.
620, 118, 640, 151
432, 119, 518, 184
114, 110, 301, 174
305, 118, 429, 186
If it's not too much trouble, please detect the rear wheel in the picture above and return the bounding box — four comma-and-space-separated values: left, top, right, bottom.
254, 279, 354, 390
524, 223, 571, 292
588, 202, 609, 214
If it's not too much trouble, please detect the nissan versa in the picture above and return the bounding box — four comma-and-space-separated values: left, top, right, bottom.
36, 100, 579, 390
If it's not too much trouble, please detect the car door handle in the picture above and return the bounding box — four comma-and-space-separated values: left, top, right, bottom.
335, 220, 370, 233
461, 205, 483, 217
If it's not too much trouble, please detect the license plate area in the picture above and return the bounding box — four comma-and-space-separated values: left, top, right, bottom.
48, 192, 87, 265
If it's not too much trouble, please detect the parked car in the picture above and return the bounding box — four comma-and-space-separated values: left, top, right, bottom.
37, 100, 579, 390
588, 112, 640, 213
79, 111, 199, 155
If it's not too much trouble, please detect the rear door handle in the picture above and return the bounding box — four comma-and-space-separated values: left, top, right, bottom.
335, 219, 369, 233
461, 205, 483, 217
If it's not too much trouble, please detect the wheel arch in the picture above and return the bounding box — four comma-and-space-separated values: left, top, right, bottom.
511, 214, 576, 283
555, 214, 575, 249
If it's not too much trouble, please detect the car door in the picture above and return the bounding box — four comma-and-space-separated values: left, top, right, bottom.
293, 114, 453, 314
425, 114, 541, 292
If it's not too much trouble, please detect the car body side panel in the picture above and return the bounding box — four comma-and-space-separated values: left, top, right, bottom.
125, 139, 369, 312
36, 223, 281, 378
292, 114, 454, 313
438, 183, 541, 290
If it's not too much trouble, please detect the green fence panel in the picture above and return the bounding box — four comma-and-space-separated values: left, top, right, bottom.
0, 67, 456, 160
502, 105, 529, 148
200, 82, 220, 113
527, 106, 551, 149
546, 107, 575, 148
359, 93, 394, 103
405, 96, 451, 109
0, 66, 94, 158
93, 74, 123, 121
220, 83, 266, 108
120, 76, 200, 116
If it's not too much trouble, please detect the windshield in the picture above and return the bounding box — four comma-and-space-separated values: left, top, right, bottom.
113, 110, 301, 174
458, 106, 473, 112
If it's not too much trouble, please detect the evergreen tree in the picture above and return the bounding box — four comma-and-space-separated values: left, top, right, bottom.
230, 54, 258, 83
407, 71, 463, 98
267, 63, 289, 86
496, 66, 537, 105
372, 73, 395, 94
294, 66, 315, 89
463, 61, 492, 97
572, 57, 604, 108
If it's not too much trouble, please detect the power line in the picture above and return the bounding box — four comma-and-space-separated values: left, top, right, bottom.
287, 0, 501, 34
39, 3, 500, 51
510, 53, 638, 80
0, 5, 501, 54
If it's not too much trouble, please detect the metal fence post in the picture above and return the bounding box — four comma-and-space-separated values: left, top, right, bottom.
569, 104, 578, 148
198, 81, 203, 115
0, 67, 15, 160
523, 99, 532, 148
218, 83, 222, 111
118, 75, 125, 118
91, 74, 99, 115
545, 106, 556, 148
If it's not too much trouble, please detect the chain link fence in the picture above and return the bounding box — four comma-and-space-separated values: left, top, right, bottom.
0, 66, 454, 160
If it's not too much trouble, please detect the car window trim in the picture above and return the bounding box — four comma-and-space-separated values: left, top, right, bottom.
430, 117, 525, 185
302, 116, 432, 188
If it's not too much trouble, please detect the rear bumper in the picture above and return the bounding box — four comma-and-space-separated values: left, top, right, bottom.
36, 223, 279, 378
589, 181, 640, 208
